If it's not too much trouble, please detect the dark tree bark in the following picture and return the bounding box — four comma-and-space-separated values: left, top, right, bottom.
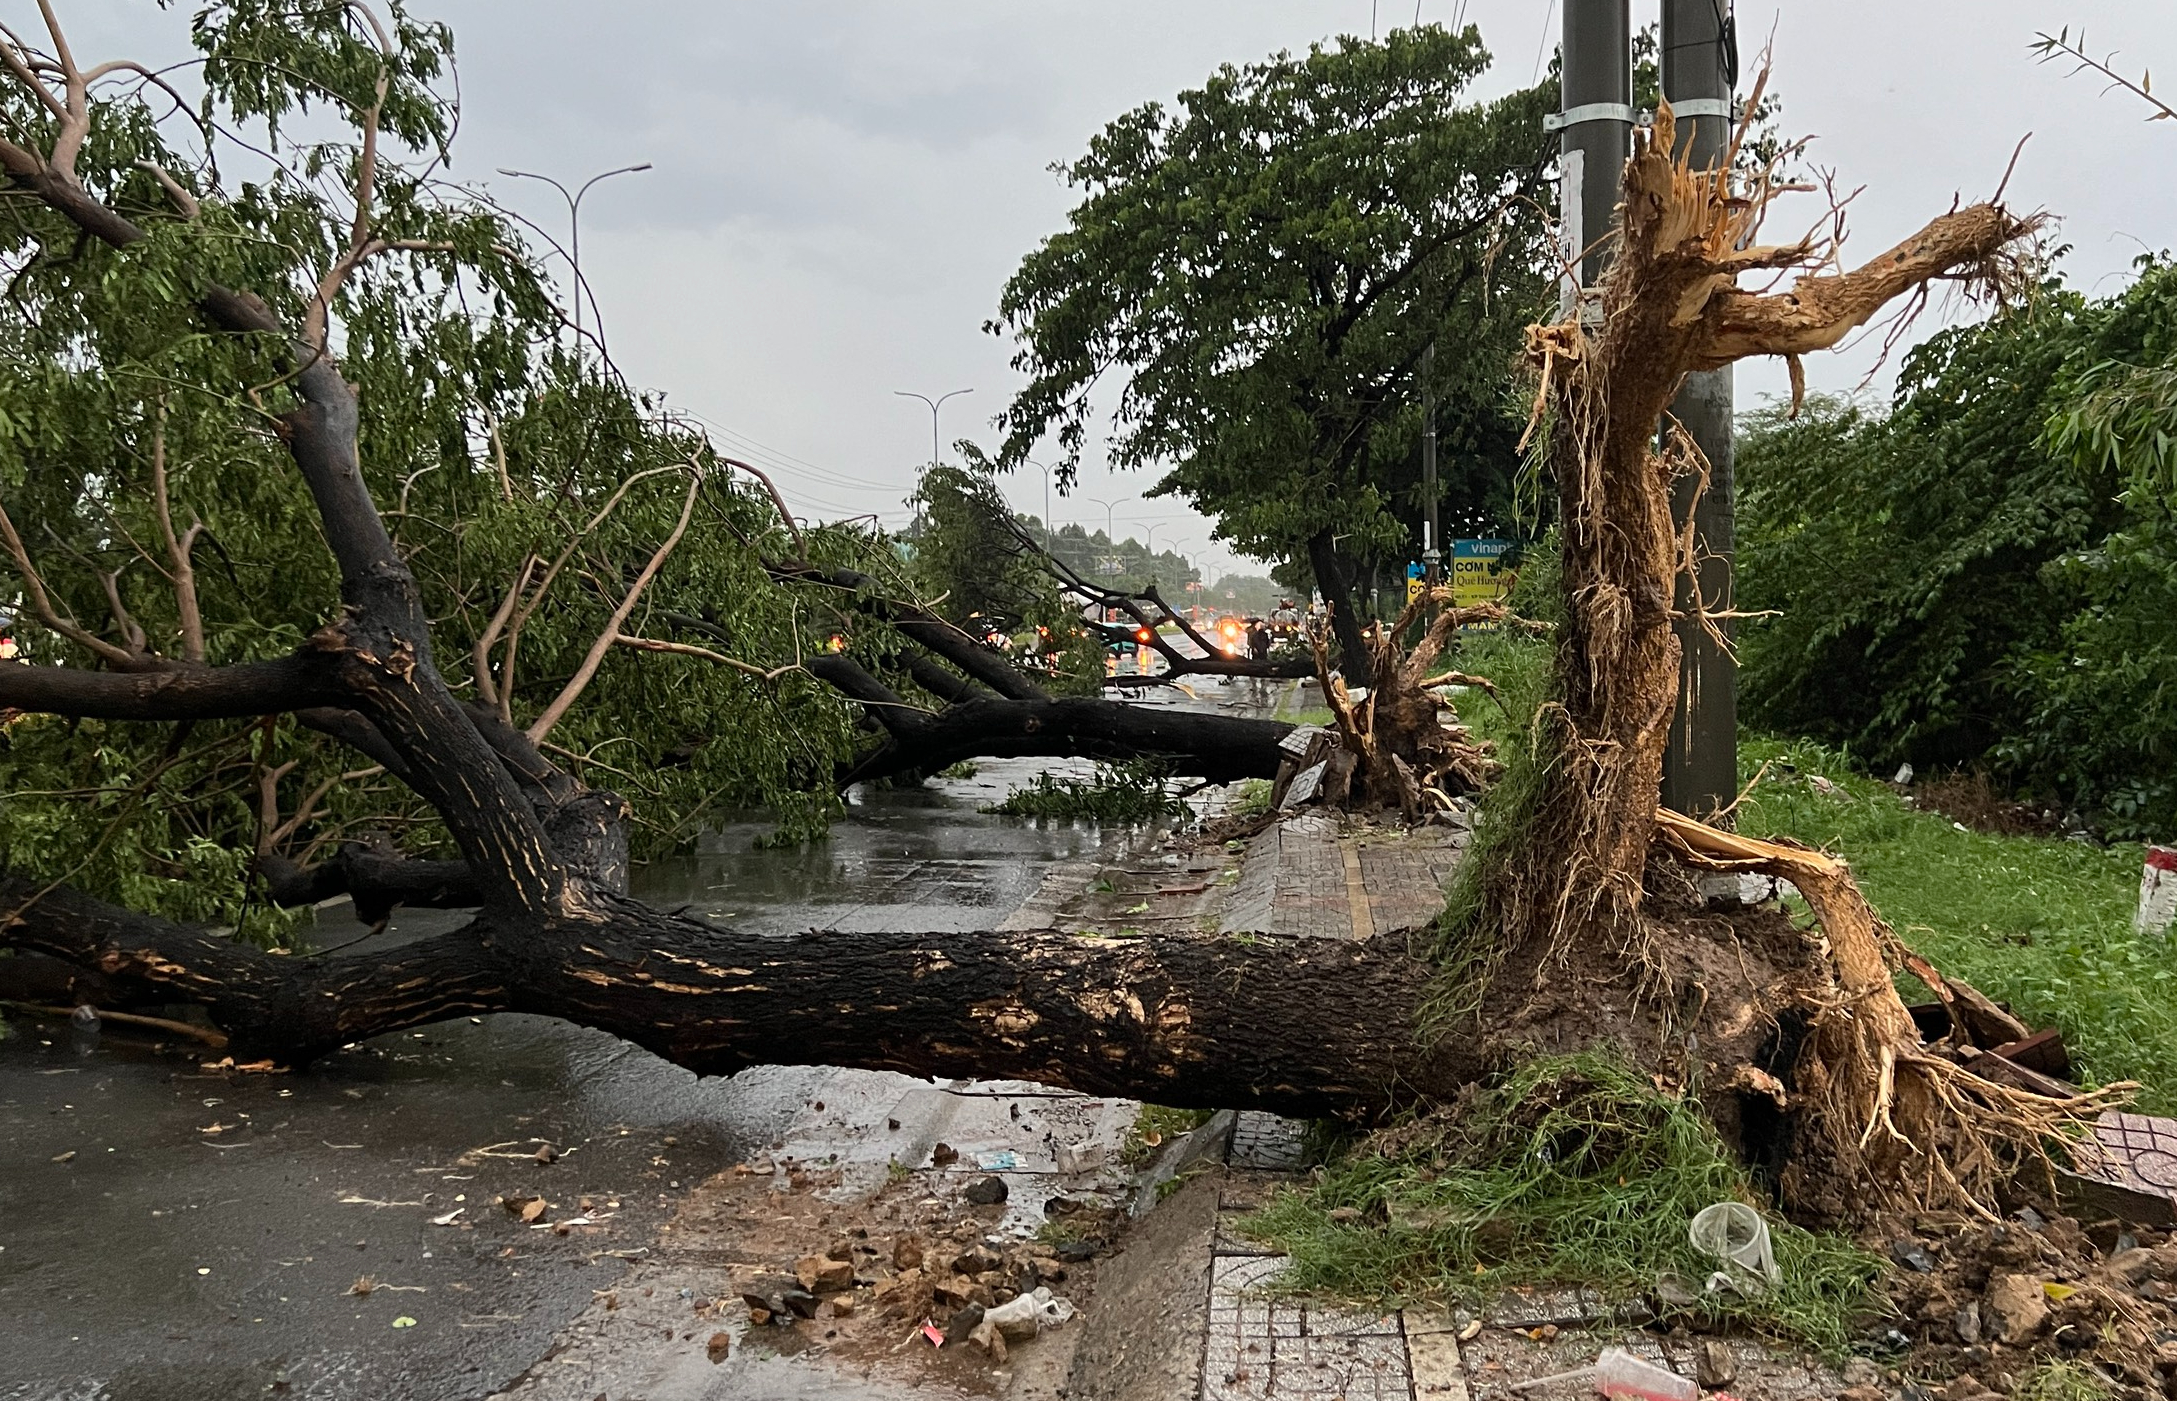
1, 873, 1467, 1118
1306, 528, 1373, 682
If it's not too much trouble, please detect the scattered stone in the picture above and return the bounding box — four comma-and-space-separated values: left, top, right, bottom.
962, 1175, 1009, 1206
1054, 1240, 1095, 1264
932, 1276, 979, 1310
952, 1245, 1003, 1276
1840, 1357, 1883, 1389
1889, 1238, 1937, 1273
705, 1332, 731, 1363
943, 1302, 985, 1346
1029, 1256, 1067, 1284
533, 1143, 559, 1164
1693, 1339, 1736, 1390
1456, 1318, 1483, 1343
782, 1288, 820, 1320
967, 1317, 1007, 1361
826, 1237, 854, 1261
931, 1143, 959, 1167
831, 1297, 855, 1319
1983, 1273, 2049, 1344
796, 1254, 854, 1293
1326, 1206, 1363, 1224
1953, 1300, 1981, 1345
892, 1237, 924, 1271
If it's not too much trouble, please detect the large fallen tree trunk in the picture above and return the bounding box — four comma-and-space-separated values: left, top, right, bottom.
0, 873, 1461, 1118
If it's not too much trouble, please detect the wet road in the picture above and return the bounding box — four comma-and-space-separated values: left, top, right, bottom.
0, 755, 1124, 1401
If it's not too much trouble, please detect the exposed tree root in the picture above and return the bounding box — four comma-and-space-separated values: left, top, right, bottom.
1654, 809, 2131, 1218
1309, 587, 1515, 817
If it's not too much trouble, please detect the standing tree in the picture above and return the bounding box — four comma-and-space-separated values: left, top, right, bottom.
987, 24, 1555, 677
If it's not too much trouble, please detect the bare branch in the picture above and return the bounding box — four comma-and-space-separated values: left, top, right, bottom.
471, 554, 536, 708
716, 455, 806, 562
0, 497, 139, 666
148, 404, 206, 663
612, 634, 800, 682
527, 464, 704, 744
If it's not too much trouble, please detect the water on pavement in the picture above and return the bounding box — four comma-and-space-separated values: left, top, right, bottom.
0, 755, 1123, 1401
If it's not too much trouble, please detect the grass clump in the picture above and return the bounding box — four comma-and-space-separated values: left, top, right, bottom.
1736, 737, 2176, 1110
987, 761, 1187, 823
935, 760, 980, 780
2012, 1360, 2116, 1401
1241, 1054, 1883, 1353
1228, 778, 1274, 818
1122, 1104, 1217, 1165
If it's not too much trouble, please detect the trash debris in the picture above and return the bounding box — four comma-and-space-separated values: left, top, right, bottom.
390, 1316, 416, 1329
1509, 1347, 1697, 1401
1688, 1202, 1779, 1290
428, 1208, 465, 1227
498, 1194, 548, 1223
918, 1317, 945, 1347
50, 1150, 74, 1163
1892, 762, 1914, 785
982, 1286, 1076, 1340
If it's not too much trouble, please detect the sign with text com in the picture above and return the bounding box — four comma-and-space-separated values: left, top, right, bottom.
1452, 539, 1513, 627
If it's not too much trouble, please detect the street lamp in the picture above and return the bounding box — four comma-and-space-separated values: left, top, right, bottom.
1024, 457, 1056, 549
895, 388, 974, 472
497, 162, 653, 342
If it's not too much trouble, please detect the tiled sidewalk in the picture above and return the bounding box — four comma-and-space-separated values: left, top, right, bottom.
1181, 1113, 1852, 1401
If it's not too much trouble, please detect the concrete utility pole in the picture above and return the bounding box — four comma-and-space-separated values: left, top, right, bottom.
1553, 0, 1632, 317
1659, 0, 1738, 821
1420, 343, 1441, 586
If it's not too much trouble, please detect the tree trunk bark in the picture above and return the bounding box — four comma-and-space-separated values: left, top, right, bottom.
835, 693, 1293, 788
1306, 528, 1372, 681
1, 875, 1469, 1119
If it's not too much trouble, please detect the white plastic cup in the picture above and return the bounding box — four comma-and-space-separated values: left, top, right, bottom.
1688, 1201, 1779, 1285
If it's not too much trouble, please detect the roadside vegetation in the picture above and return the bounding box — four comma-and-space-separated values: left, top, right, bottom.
1246, 1055, 1884, 1351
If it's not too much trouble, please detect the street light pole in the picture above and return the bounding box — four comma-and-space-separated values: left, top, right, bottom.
894, 388, 974, 473
497, 163, 653, 342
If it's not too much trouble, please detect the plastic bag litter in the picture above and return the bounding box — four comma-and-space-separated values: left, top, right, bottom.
982, 1286, 1077, 1340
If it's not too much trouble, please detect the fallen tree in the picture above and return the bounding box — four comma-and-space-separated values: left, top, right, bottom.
0, 8, 2121, 1232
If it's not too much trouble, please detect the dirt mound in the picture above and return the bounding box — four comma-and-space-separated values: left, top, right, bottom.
1910, 772, 2063, 839
1877, 1207, 2177, 1398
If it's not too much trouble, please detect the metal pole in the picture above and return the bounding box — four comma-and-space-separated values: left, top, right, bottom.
498, 164, 651, 343
1420, 342, 1441, 586
1555, 0, 1632, 318
894, 388, 973, 472
1660, 0, 1738, 821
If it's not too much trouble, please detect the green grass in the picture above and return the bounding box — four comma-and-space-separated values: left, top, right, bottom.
1122, 1104, 1218, 1165
935, 760, 979, 780
1228, 778, 1274, 818
1736, 737, 2175, 1110
2013, 1359, 2116, 1401
1288, 705, 1335, 728
1242, 1054, 1883, 1353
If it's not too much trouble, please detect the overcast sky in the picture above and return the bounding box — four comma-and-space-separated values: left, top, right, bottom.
62, 1, 2177, 574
